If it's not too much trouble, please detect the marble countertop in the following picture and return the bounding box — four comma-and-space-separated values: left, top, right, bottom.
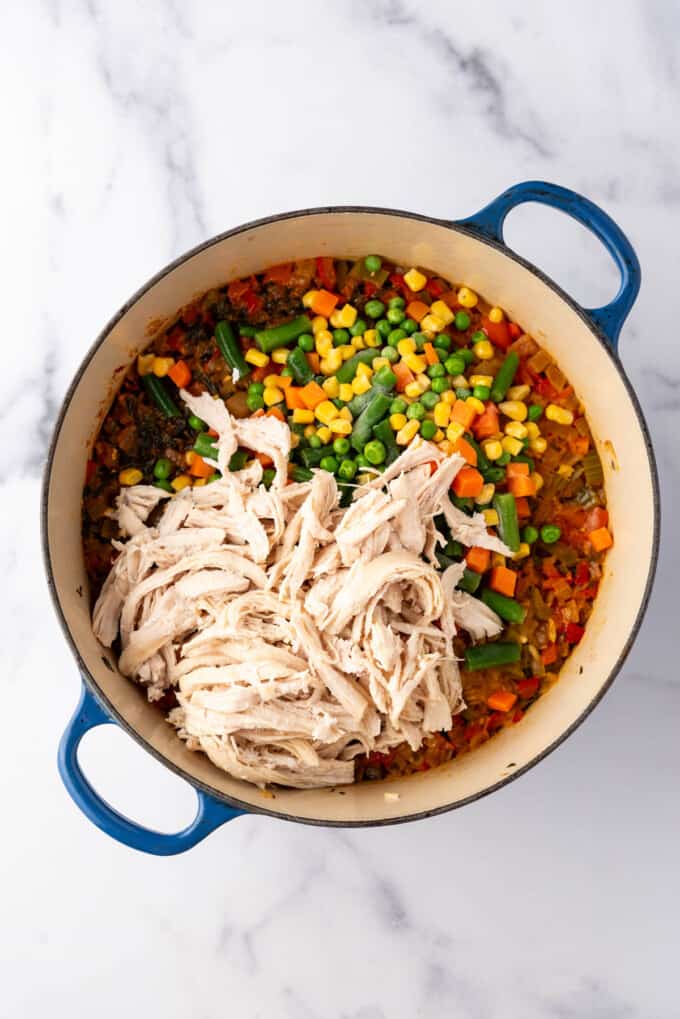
3, 1, 678, 1016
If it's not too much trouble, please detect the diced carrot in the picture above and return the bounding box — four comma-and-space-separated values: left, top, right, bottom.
393, 361, 415, 392
206, 427, 219, 437
569, 434, 590, 456
274, 375, 292, 389
250, 408, 265, 418
168, 359, 191, 388
189, 454, 213, 478
589, 526, 613, 552
423, 342, 439, 365
465, 545, 490, 573
472, 403, 499, 440
514, 496, 531, 519
452, 465, 484, 497
307, 352, 321, 373
438, 290, 459, 309
450, 400, 477, 430
506, 461, 530, 478
489, 565, 517, 598
285, 387, 306, 410
508, 474, 537, 498
486, 690, 517, 713
255, 452, 274, 467
452, 436, 478, 466
299, 380, 327, 409
541, 643, 558, 666
310, 289, 339, 317
266, 406, 286, 423
263, 262, 293, 285
406, 300, 429, 323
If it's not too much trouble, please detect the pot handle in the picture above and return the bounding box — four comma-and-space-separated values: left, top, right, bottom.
58, 683, 245, 855
457, 180, 641, 349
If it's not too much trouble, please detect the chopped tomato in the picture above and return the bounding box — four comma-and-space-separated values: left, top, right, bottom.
517, 677, 540, 699
315, 257, 336, 290
565, 623, 585, 644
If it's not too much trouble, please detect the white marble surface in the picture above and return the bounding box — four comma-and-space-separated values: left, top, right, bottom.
2, 1, 679, 1016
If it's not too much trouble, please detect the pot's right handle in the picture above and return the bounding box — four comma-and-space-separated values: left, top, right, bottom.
58, 684, 245, 855
457, 180, 641, 350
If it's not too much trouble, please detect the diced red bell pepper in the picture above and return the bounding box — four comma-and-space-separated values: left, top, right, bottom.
517, 677, 540, 699
363, 281, 378, 297
513, 708, 525, 724
316, 256, 336, 290
565, 622, 585, 644
507, 322, 522, 339
481, 316, 512, 350
487, 712, 506, 732
574, 562, 590, 587
427, 279, 445, 298
541, 643, 558, 666
389, 272, 405, 290
585, 506, 609, 532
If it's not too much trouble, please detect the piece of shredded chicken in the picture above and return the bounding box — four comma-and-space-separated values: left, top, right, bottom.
93, 394, 510, 789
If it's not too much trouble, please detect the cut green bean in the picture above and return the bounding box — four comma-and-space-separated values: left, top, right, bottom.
490, 351, 519, 403
228, 449, 249, 472
142, 374, 180, 418
351, 391, 392, 452
336, 349, 382, 384
300, 444, 335, 469
287, 346, 314, 385
464, 642, 521, 671
493, 492, 520, 552
193, 432, 219, 459
255, 315, 312, 354
215, 320, 250, 380
292, 465, 314, 483
372, 418, 400, 465
457, 568, 482, 594
481, 588, 527, 624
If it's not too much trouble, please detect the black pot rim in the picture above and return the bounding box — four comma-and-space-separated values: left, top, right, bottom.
41, 204, 661, 828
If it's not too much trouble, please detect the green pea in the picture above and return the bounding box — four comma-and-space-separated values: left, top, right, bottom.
390, 397, 408, 415
320, 455, 339, 474
365, 299, 386, 319
420, 420, 437, 440
247, 382, 265, 397
455, 310, 471, 331
528, 404, 543, 421
376, 318, 392, 338
388, 328, 407, 347
338, 458, 358, 481
350, 319, 366, 337
444, 355, 466, 375
262, 468, 276, 489
522, 525, 539, 544
388, 296, 405, 310
412, 332, 427, 350
455, 387, 471, 400
246, 393, 265, 412
153, 457, 173, 480
364, 255, 382, 273
333, 329, 350, 346
458, 347, 475, 364
381, 345, 399, 363
207, 472, 221, 483
295, 333, 313, 352
402, 318, 418, 335
421, 391, 439, 410
188, 414, 206, 431
433, 334, 452, 351
428, 362, 445, 378
154, 479, 173, 492
280, 367, 293, 377
540, 524, 562, 544
406, 402, 425, 421
473, 385, 491, 400
431, 377, 450, 395
333, 437, 350, 456
355, 454, 370, 469
308, 434, 322, 449
364, 440, 386, 465
497, 451, 511, 466
386, 307, 405, 325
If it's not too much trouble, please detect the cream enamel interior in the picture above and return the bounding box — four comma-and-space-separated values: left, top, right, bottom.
45, 211, 656, 824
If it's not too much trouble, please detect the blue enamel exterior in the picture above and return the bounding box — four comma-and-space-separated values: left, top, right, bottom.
56, 180, 644, 855
58, 684, 244, 855
457, 180, 641, 349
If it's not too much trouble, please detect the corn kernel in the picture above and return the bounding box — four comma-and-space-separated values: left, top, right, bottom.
404, 353, 426, 373
529, 437, 548, 454
333, 304, 358, 329
137, 353, 155, 376
525, 421, 540, 439
430, 300, 455, 326
271, 348, 289, 365
442, 390, 457, 405
340, 344, 356, 361
397, 338, 417, 357
263, 386, 284, 406
438, 439, 454, 454
312, 315, 327, 334
303, 291, 318, 309
421, 330, 436, 341
325, 348, 343, 373
475, 483, 495, 505
185, 450, 196, 467
353, 335, 366, 350
316, 426, 332, 444
264, 374, 284, 389
356, 362, 373, 379
338, 383, 354, 403
396, 420, 421, 445
329, 418, 352, 435
420, 313, 445, 334
245, 348, 269, 368
557, 464, 574, 478
404, 267, 427, 292
434, 402, 451, 427
545, 403, 574, 425
416, 373, 431, 391
390, 413, 408, 431
152, 356, 174, 377
304, 424, 317, 438
491, 552, 507, 568
513, 542, 531, 560
171, 474, 192, 492
329, 310, 342, 328
119, 468, 143, 486
404, 380, 424, 399
482, 508, 500, 526
505, 420, 528, 440
338, 406, 353, 421
363, 329, 378, 348
446, 421, 465, 443
315, 400, 339, 425
433, 428, 445, 442
483, 439, 503, 461
457, 286, 478, 308
192, 478, 207, 487
488, 306, 505, 323
532, 472, 544, 491
315, 332, 333, 357
547, 618, 557, 643
451, 374, 469, 388
498, 400, 528, 422
470, 374, 494, 388
507, 384, 531, 402
502, 435, 523, 456
322, 377, 340, 399
473, 339, 494, 360
357, 472, 374, 485
352, 375, 371, 395
291, 405, 316, 421
371, 357, 389, 372
466, 396, 485, 415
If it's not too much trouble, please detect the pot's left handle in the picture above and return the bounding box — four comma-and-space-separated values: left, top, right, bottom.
58, 684, 245, 855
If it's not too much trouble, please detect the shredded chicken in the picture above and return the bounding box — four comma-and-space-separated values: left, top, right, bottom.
93, 399, 510, 789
